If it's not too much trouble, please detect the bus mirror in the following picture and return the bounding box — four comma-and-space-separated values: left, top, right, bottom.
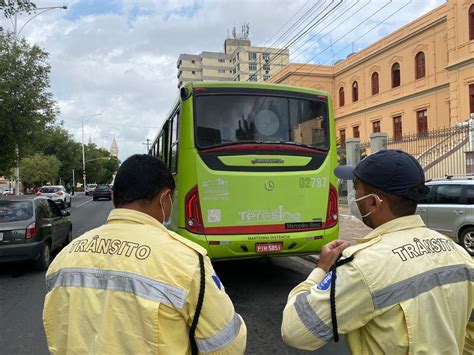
180, 87, 191, 100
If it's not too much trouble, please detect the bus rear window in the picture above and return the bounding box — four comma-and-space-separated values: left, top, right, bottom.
194, 94, 329, 149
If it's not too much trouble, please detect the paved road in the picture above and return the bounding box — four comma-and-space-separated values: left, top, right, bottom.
0, 195, 348, 354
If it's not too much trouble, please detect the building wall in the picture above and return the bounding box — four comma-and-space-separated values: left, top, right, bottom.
177, 39, 289, 87
271, 0, 474, 144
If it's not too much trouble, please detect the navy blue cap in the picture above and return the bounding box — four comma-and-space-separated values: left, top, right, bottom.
334, 150, 429, 201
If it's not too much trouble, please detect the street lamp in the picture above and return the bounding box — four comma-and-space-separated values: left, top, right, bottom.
79, 113, 102, 192
9, 5, 67, 195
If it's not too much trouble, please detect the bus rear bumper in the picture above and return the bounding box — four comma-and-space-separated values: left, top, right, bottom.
177, 225, 339, 260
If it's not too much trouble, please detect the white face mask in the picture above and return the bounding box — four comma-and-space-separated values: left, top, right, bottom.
348, 190, 383, 222
160, 192, 173, 226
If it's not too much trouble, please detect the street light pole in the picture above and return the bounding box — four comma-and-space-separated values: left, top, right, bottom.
79, 113, 102, 191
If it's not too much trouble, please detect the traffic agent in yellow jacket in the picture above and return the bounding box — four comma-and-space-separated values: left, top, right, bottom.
43, 209, 247, 354
281, 215, 474, 354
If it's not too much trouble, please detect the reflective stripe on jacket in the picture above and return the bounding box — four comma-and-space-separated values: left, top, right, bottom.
282, 215, 474, 354
43, 208, 246, 354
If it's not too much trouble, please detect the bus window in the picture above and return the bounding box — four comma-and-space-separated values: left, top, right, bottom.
170, 111, 179, 173
194, 94, 329, 150
158, 135, 163, 160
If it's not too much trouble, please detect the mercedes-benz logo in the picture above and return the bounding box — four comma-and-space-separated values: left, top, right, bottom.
265, 181, 275, 191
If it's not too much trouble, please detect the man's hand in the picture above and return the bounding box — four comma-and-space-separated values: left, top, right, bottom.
317, 240, 351, 273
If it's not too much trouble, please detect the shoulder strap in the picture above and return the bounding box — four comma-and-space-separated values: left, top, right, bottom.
330, 255, 354, 342
190, 253, 205, 355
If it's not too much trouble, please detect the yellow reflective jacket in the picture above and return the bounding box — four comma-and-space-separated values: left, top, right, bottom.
43, 209, 246, 354
282, 215, 474, 354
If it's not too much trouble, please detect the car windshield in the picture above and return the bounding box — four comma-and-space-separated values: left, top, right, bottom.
96, 185, 109, 191
87, 184, 97, 188
0, 201, 33, 222
40, 187, 61, 193
194, 93, 329, 150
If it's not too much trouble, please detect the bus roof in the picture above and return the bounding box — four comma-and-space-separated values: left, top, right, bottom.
184, 81, 330, 98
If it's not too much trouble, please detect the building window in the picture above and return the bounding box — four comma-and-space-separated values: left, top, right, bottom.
353, 126, 360, 138
470, 5, 474, 40
249, 52, 257, 61
392, 62, 401, 88
393, 116, 403, 140
371, 72, 379, 95
263, 74, 270, 81
352, 81, 358, 102
415, 52, 425, 79
339, 87, 345, 107
372, 120, 381, 133
191, 60, 195, 64
218, 59, 225, 63
339, 129, 346, 147
470, 84, 474, 113
263, 53, 270, 61
192, 71, 195, 74
249, 63, 257, 71
417, 109, 428, 136
218, 69, 225, 74
249, 75, 257, 82
233, 57, 236, 63
263, 64, 270, 71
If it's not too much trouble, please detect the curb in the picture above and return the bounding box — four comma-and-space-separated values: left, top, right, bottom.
301, 254, 320, 264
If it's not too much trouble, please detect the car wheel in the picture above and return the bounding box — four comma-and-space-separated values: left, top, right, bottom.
34, 243, 51, 271
460, 227, 474, 256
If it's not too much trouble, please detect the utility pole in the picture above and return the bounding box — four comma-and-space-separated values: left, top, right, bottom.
143, 139, 152, 152
72, 169, 75, 196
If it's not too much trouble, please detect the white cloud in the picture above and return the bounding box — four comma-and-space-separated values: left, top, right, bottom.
0, 0, 446, 161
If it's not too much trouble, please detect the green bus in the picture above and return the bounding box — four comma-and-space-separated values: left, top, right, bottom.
149, 81, 339, 260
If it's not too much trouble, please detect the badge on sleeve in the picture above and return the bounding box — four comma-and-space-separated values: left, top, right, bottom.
315, 271, 332, 291
212, 274, 222, 290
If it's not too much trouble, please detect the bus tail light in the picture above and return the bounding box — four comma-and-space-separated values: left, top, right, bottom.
185, 186, 204, 234
325, 184, 338, 228
26, 222, 37, 239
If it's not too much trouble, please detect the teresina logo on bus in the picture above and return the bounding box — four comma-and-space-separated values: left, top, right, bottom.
238, 206, 301, 223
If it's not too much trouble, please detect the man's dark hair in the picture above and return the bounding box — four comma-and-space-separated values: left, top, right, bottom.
362, 181, 418, 217
113, 154, 175, 208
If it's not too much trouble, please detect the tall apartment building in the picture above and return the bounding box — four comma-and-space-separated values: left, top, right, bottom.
177, 38, 289, 87
271, 0, 474, 145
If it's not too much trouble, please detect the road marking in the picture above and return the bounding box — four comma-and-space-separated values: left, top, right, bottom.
76, 199, 93, 208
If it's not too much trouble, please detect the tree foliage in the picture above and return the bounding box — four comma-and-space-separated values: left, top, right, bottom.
0, 0, 36, 18
20, 153, 60, 187
0, 32, 58, 172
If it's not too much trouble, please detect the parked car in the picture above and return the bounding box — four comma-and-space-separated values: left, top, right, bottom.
85, 183, 97, 196
37, 185, 71, 209
93, 184, 112, 201
1, 189, 13, 195
0, 196, 72, 270
416, 176, 474, 256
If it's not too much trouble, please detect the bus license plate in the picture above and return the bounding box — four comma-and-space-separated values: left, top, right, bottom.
256, 242, 282, 253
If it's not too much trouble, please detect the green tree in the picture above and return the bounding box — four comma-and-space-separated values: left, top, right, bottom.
84, 144, 119, 184
0, 32, 58, 172
0, 1, 36, 19
20, 153, 60, 187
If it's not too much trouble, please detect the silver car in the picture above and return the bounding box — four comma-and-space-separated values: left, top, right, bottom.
416, 177, 474, 256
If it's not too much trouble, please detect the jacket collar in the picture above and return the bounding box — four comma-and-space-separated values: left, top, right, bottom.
352, 215, 426, 244
107, 208, 168, 233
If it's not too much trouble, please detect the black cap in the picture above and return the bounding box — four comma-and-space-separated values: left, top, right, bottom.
334, 150, 429, 201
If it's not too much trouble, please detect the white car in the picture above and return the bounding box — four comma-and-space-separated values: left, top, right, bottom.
37, 185, 71, 209
85, 183, 97, 196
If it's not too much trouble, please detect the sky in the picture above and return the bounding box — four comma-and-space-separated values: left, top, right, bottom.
0, 0, 446, 162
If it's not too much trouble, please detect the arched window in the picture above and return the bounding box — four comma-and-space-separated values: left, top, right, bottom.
352, 81, 358, 102
392, 62, 401, 88
371, 72, 379, 95
415, 52, 425, 79
339, 87, 345, 107
470, 5, 474, 40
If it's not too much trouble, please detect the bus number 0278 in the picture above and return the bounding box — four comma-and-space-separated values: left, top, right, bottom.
299, 177, 328, 189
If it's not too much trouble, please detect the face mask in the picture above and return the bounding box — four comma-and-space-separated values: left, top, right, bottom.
160, 192, 173, 226
348, 190, 383, 222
